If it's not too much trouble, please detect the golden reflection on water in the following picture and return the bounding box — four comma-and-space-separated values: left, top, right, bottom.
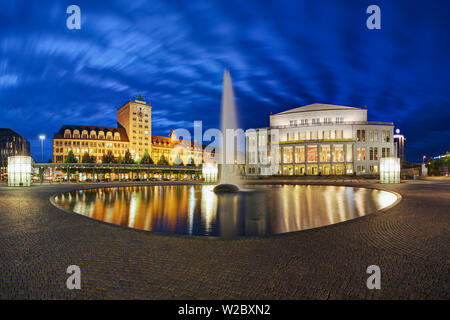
54, 185, 397, 237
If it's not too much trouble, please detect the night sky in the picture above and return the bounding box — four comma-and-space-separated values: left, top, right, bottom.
0, 0, 449, 162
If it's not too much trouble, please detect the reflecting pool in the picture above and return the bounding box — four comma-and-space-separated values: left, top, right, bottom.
53, 185, 397, 237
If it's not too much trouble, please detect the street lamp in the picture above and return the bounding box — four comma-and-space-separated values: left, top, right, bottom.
39, 135, 46, 163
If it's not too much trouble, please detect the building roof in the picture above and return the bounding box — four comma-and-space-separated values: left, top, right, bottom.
0, 128, 30, 143
152, 134, 210, 150
273, 103, 364, 115
53, 125, 129, 142
151, 135, 177, 147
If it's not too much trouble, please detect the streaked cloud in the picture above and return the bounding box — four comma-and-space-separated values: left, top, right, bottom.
0, 0, 448, 161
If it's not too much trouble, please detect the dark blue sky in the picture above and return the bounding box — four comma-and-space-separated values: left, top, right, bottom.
0, 0, 449, 162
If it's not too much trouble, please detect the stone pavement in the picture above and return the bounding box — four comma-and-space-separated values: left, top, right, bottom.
0, 180, 448, 299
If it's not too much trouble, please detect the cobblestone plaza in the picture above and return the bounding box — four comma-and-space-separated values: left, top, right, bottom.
0, 179, 448, 299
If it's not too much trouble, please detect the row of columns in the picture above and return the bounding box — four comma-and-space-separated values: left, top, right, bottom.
35, 166, 201, 183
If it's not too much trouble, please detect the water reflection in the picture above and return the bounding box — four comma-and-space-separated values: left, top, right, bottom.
54, 185, 397, 237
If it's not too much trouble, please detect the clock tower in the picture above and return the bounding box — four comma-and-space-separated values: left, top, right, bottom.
117, 97, 152, 160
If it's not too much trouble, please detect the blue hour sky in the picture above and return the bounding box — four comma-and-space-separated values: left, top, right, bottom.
0, 0, 449, 162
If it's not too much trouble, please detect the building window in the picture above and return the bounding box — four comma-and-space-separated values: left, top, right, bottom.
298, 131, 306, 140
335, 117, 344, 124
369, 131, 379, 142
357, 165, 366, 173
335, 130, 343, 139
333, 145, 344, 162
295, 146, 305, 163
312, 118, 320, 124
382, 147, 391, 158
369, 165, 378, 173
382, 130, 391, 142
258, 134, 266, 146
287, 132, 296, 141
320, 145, 331, 162
283, 147, 293, 163
310, 131, 318, 140
357, 130, 366, 142
346, 145, 353, 162
324, 118, 332, 124
323, 130, 331, 139
369, 147, 378, 160
357, 147, 366, 161
307, 145, 318, 162
289, 120, 297, 126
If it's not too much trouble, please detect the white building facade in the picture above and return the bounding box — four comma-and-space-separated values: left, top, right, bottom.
246, 104, 395, 176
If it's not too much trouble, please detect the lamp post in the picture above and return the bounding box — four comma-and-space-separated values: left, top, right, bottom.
39, 135, 46, 163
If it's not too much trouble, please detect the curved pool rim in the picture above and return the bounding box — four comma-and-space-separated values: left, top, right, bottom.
49, 182, 403, 239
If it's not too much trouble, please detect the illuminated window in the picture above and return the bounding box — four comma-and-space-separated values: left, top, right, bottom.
295, 146, 305, 163
283, 146, 293, 163
357, 147, 366, 161
333, 145, 344, 162
320, 145, 331, 162
357, 130, 366, 142
307, 145, 318, 162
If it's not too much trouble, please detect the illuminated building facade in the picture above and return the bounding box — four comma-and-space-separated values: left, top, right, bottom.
53, 99, 205, 165
393, 129, 406, 161
246, 103, 395, 176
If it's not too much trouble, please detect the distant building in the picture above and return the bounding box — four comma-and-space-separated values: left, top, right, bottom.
0, 128, 31, 168
53, 99, 209, 165
393, 129, 406, 161
245, 103, 395, 176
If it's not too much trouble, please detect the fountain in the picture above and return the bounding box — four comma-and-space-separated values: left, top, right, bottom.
213, 70, 240, 193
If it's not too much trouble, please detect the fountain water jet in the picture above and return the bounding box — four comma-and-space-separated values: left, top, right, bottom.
213, 70, 241, 193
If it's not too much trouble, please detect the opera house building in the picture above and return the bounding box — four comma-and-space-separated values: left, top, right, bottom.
245, 103, 395, 176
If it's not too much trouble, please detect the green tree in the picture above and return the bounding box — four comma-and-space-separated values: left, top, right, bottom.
426, 157, 439, 176
123, 149, 135, 164
140, 151, 154, 165
65, 150, 78, 163
81, 152, 95, 163
157, 155, 169, 165
102, 150, 115, 164
444, 152, 450, 167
